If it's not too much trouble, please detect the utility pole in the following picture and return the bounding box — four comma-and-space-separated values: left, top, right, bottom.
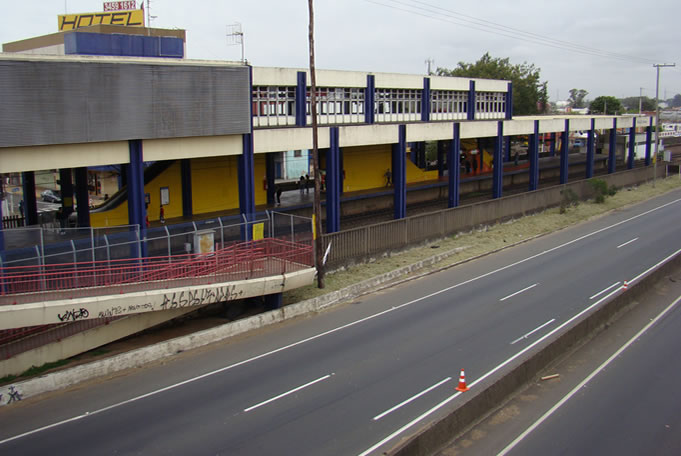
308, 0, 324, 288
653, 63, 676, 187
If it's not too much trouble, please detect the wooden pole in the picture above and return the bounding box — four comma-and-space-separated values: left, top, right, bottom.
308, 0, 325, 288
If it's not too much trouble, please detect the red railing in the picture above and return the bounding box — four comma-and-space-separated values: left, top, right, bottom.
0, 238, 313, 302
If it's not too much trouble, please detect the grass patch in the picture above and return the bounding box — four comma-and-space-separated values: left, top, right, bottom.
283, 177, 681, 305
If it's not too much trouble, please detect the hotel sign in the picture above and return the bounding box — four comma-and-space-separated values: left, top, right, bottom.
58, 9, 144, 31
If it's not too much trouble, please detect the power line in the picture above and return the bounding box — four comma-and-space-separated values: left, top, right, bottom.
366, 0, 657, 65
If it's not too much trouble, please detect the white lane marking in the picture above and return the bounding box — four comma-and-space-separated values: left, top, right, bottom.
497, 293, 681, 456
373, 377, 452, 421
358, 245, 681, 456
617, 237, 639, 249
3, 199, 680, 447
589, 282, 621, 300
244, 374, 332, 413
500, 284, 538, 302
510, 319, 556, 345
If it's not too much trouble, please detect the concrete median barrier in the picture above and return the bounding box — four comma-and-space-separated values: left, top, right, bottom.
387, 250, 681, 456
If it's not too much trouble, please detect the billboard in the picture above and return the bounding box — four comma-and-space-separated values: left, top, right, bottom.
103, 1, 137, 11
58, 9, 144, 31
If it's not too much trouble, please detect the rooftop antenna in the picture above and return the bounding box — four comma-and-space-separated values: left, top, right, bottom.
227, 23, 245, 63
145, 0, 157, 27
425, 58, 434, 75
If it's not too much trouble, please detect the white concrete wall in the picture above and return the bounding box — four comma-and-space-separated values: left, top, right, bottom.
144, 135, 242, 161
429, 76, 471, 91
475, 79, 509, 92
503, 119, 535, 136
0, 141, 129, 173
340, 124, 400, 147
254, 127, 330, 153
406, 123, 454, 142
0, 268, 316, 330
460, 121, 499, 139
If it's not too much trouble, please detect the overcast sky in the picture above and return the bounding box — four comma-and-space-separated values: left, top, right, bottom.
2, 0, 680, 102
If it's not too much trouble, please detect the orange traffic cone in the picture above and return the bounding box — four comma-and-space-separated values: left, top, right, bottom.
455, 369, 469, 392
623, 280, 628, 290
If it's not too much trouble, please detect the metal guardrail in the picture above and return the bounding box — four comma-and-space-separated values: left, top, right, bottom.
0, 238, 313, 299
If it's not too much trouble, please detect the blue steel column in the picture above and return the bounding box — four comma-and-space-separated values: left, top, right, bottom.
265, 153, 276, 205
448, 123, 461, 208
467, 80, 476, 121
561, 120, 569, 184
264, 293, 283, 310
239, 134, 256, 216
21, 171, 38, 226
127, 140, 147, 258
181, 159, 193, 218
493, 121, 504, 198
627, 117, 636, 169
586, 118, 595, 178
393, 125, 407, 219
505, 136, 511, 162
505, 82, 513, 120
296, 71, 307, 127
339, 148, 345, 195
59, 168, 74, 219
550, 132, 557, 157
0, 198, 4, 252
529, 120, 540, 191
326, 127, 341, 233
74, 167, 90, 227
365, 75, 375, 124
645, 121, 652, 166
437, 141, 445, 178
609, 118, 617, 174
421, 77, 430, 122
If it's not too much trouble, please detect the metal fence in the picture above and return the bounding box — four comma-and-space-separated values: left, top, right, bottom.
1, 211, 313, 269
321, 167, 655, 269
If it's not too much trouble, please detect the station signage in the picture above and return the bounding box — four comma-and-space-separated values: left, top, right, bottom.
58, 9, 144, 31
103, 1, 137, 11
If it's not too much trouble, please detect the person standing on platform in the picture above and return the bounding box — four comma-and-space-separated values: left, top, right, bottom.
299, 175, 305, 194
384, 169, 392, 186
276, 185, 282, 205
305, 174, 310, 194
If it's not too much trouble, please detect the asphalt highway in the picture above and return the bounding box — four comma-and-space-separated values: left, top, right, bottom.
1, 188, 681, 455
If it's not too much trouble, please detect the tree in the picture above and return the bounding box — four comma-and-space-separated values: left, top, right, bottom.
620, 96, 655, 112
568, 89, 589, 109
436, 53, 548, 116
669, 94, 681, 108
589, 96, 622, 115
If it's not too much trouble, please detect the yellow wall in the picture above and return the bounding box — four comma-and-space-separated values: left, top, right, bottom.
91, 198, 129, 227
191, 156, 239, 214
342, 144, 437, 192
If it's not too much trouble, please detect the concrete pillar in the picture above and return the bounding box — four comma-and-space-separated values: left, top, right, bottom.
561, 120, 570, 184
448, 123, 461, 208
586, 119, 595, 178
608, 119, 617, 174
505, 136, 512, 163
393, 125, 407, 219
326, 127, 341, 233
74, 167, 90, 227
21, 171, 38, 226
493, 121, 504, 198
628, 117, 636, 169
127, 140, 146, 258
529, 120, 540, 191
181, 159, 193, 218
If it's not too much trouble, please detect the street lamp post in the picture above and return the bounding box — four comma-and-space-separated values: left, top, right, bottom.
653, 63, 676, 187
